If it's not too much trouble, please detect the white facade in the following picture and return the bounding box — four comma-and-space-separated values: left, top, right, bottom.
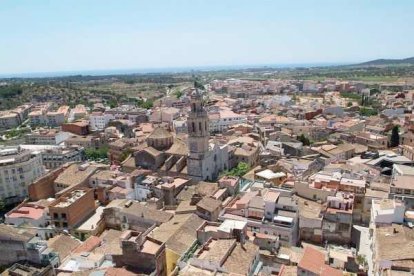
209, 110, 247, 133
0, 147, 45, 201
135, 184, 152, 201
25, 130, 71, 145
5, 205, 49, 228
371, 198, 405, 226
89, 112, 110, 131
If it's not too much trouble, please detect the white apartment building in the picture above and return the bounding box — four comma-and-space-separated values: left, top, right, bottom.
25, 129, 71, 145
370, 198, 405, 226
0, 147, 44, 202
89, 111, 110, 131
46, 106, 69, 127
208, 109, 247, 133
41, 147, 84, 169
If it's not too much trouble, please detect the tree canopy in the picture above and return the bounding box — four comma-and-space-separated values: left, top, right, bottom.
85, 147, 109, 160
390, 125, 400, 148
297, 134, 311, 146
225, 162, 250, 177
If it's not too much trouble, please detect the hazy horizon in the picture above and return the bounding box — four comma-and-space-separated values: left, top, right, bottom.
0, 61, 350, 78
1, 0, 413, 76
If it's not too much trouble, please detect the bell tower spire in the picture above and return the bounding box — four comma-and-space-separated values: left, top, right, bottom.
187, 81, 210, 180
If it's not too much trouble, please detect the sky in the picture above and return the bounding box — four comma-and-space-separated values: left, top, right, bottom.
0, 0, 413, 75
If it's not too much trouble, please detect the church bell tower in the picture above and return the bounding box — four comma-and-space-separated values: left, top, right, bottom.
187, 88, 210, 180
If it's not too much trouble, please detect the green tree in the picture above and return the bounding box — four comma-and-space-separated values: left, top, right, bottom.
0, 200, 5, 212
85, 147, 109, 160
136, 98, 154, 109
359, 107, 378, 116
360, 95, 365, 106
226, 162, 250, 177
297, 134, 311, 146
194, 79, 205, 90
390, 125, 400, 148
107, 99, 117, 108
174, 90, 183, 99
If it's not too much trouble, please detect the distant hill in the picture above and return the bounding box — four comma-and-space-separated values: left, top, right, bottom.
354, 57, 414, 67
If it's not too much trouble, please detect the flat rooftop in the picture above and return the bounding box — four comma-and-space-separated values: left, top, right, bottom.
7, 205, 46, 220
53, 190, 87, 208
76, 206, 104, 232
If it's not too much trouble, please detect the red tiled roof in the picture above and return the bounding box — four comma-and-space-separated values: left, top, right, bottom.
298, 246, 342, 276
298, 247, 325, 274
72, 236, 102, 254
7, 205, 45, 220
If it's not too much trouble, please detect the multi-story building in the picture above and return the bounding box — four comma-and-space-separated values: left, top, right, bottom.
108, 138, 139, 164
41, 147, 84, 169
5, 201, 49, 228
370, 198, 405, 227
49, 188, 96, 232
46, 105, 70, 127
28, 103, 52, 126
0, 146, 44, 202
68, 104, 88, 122
150, 107, 180, 123
354, 131, 388, 150
322, 192, 354, 244
89, 111, 110, 131
61, 120, 90, 136
0, 224, 59, 267
390, 175, 414, 197
221, 189, 299, 246
53, 163, 99, 193
227, 136, 260, 168
0, 104, 31, 129
65, 135, 102, 149
105, 105, 148, 124
5, 201, 55, 239
113, 230, 166, 276
103, 199, 173, 231
28, 104, 68, 127
208, 109, 247, 133
25, 129, 71, 145
0, 112, 22, 129
181, 238, 260, 275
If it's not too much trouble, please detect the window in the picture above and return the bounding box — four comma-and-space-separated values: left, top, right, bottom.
199, 122, 202, 132
62, 222, 68, 228
61, 213, 67, 220
53, 213, 59, 219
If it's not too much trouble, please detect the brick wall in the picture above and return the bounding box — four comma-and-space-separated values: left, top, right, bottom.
28, 166, 65, 200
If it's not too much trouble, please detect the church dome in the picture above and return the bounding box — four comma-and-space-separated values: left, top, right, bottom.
146, 127, 174, 151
